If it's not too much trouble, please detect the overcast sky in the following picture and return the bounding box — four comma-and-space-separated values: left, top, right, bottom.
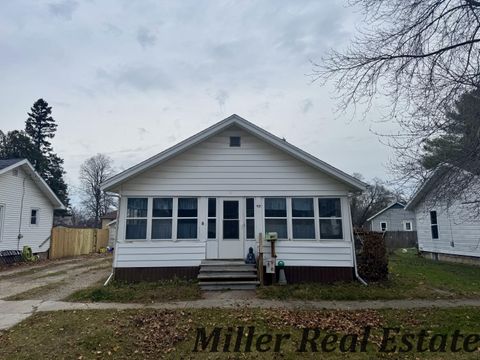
0, 0, 396, 204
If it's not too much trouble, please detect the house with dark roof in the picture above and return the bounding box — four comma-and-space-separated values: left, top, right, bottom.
101, 114, 367, 288
367, 202, 416, 232
0, 159, 64, 254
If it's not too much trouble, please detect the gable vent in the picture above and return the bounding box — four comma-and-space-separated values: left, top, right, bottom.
229, 136, 241, 147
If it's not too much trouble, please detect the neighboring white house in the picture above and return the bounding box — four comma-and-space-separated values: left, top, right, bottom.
102, 114, 366, 283
367, 202, 416, 232
405, 166, 480, 264
0, 159, 65, 254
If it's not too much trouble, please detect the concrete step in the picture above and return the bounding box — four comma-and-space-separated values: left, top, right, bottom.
200, 265, 256, 272
201, 260, 249, 266
198, 272, 258, 280
199, 280, 260, 291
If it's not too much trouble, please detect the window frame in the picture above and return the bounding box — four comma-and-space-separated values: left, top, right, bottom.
380, 222, 387, 232
264, 197, 288, 240
125, 198, 148, 240
207, 198, 217, 240
176, 198, 199, 240
151, 198, 174, 240
229, 136, 241, 147
430, 210, 439, 239
291, 198, 316, 240
246, 198, 255, 240
403, 221, 413, 232
30, 208, 39, 226
263, 197, 345, 241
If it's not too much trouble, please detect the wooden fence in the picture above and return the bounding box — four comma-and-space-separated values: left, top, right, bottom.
49, 227, 109, 259
383, 231, 418, 250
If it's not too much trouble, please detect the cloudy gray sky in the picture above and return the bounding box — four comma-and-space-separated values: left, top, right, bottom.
0, 0, 396, 204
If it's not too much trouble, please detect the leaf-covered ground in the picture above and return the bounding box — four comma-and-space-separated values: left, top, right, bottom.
1, 307, 480, 359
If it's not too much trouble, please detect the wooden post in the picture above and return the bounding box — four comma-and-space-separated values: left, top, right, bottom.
258, 233, 264, 286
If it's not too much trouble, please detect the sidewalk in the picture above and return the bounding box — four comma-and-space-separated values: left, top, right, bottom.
2, 297, 480, 331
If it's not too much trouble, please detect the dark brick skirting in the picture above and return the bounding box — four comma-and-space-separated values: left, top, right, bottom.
114, 265, 354, 283
114, 266, 199, 282
263, 266, 354, 284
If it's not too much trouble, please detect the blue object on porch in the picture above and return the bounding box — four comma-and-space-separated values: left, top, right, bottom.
245, 247, 256, 264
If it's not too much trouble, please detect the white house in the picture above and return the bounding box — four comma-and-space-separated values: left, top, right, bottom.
0, 159, 65, 255
102, 115, 366, 284
367, 202, 416, 232
405, 166, 480, 264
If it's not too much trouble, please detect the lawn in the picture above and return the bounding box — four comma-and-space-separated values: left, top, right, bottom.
66, 278, 202, 303
258, 249, 480, 300
1, 307, 480, 359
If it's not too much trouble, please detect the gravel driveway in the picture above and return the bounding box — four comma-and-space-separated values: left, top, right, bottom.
0, 255, 112, 301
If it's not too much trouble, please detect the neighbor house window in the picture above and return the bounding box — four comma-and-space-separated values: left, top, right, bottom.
403, 221, 412, 231
430, 211, 439, 239
318, 198, 343, 239
126, 198, 148, 240
246, 198, 255, 239
208, 198, 216, 239
151, 198, 172, 239
30, 209, 38, 225
380, 222, 387, 232
177, 198, 198, 239
229, 136, 241, 147
264, 198, 287, 239
292, 198, 315, 239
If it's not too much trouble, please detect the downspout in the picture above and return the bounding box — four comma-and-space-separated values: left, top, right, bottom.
17, 177, 26, 251
104, 192, 121, 286
347, 194, 367, 286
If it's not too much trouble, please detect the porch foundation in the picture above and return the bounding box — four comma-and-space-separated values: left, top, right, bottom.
114, 266, 199, 282
263, 266, 354, 284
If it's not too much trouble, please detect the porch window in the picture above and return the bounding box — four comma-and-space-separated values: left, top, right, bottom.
208, 198, 216, 239
151, 198, 172, 239
264, 198, 287, 239
126, 198, 148, 240
246, 198, 255, 239
318, 198, 343, 239
177, 198, 198, 239
292, 198, 315, 239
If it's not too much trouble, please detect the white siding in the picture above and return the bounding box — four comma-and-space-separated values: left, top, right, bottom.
0, 167, 54, 253
115, 241, 206, 267
415, 197, 480, 258
262, 241, 354, 267
119, 127, 351, 197
113, 127, 356, 269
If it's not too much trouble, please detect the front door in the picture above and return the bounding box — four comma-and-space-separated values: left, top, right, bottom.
219, 199, 244, 258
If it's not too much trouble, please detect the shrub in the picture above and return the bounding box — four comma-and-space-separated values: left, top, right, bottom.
357, 232, 388, 282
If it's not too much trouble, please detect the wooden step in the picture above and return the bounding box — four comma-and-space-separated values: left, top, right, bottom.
201, 260, 250, 266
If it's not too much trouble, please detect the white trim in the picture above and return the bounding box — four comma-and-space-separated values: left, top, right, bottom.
0, 159, 65, 209
366, 202, 405, 222
101, 114, 366, 192
403, 220, 413, 231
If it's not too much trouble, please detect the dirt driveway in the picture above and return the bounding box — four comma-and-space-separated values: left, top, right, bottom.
0, 255, 112, 301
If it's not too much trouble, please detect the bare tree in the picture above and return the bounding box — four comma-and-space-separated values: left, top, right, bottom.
316, 0, 480, 204
79, 154, 116, 228
350, 174, 402, 228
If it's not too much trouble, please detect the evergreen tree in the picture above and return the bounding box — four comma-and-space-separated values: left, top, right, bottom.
0, 130, 43, 165
421, 89, 480, 173
25, 99, 57, 157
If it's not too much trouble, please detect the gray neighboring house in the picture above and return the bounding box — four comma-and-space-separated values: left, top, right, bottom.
367, 202, 416, 232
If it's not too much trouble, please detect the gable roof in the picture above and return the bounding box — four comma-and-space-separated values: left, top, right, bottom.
366, 202, 406, 222
0, 158, 23, 170
0, 159, 65, 209
102, 114, 367, 192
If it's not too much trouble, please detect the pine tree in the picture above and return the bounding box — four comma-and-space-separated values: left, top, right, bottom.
25, 99, 57, 157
